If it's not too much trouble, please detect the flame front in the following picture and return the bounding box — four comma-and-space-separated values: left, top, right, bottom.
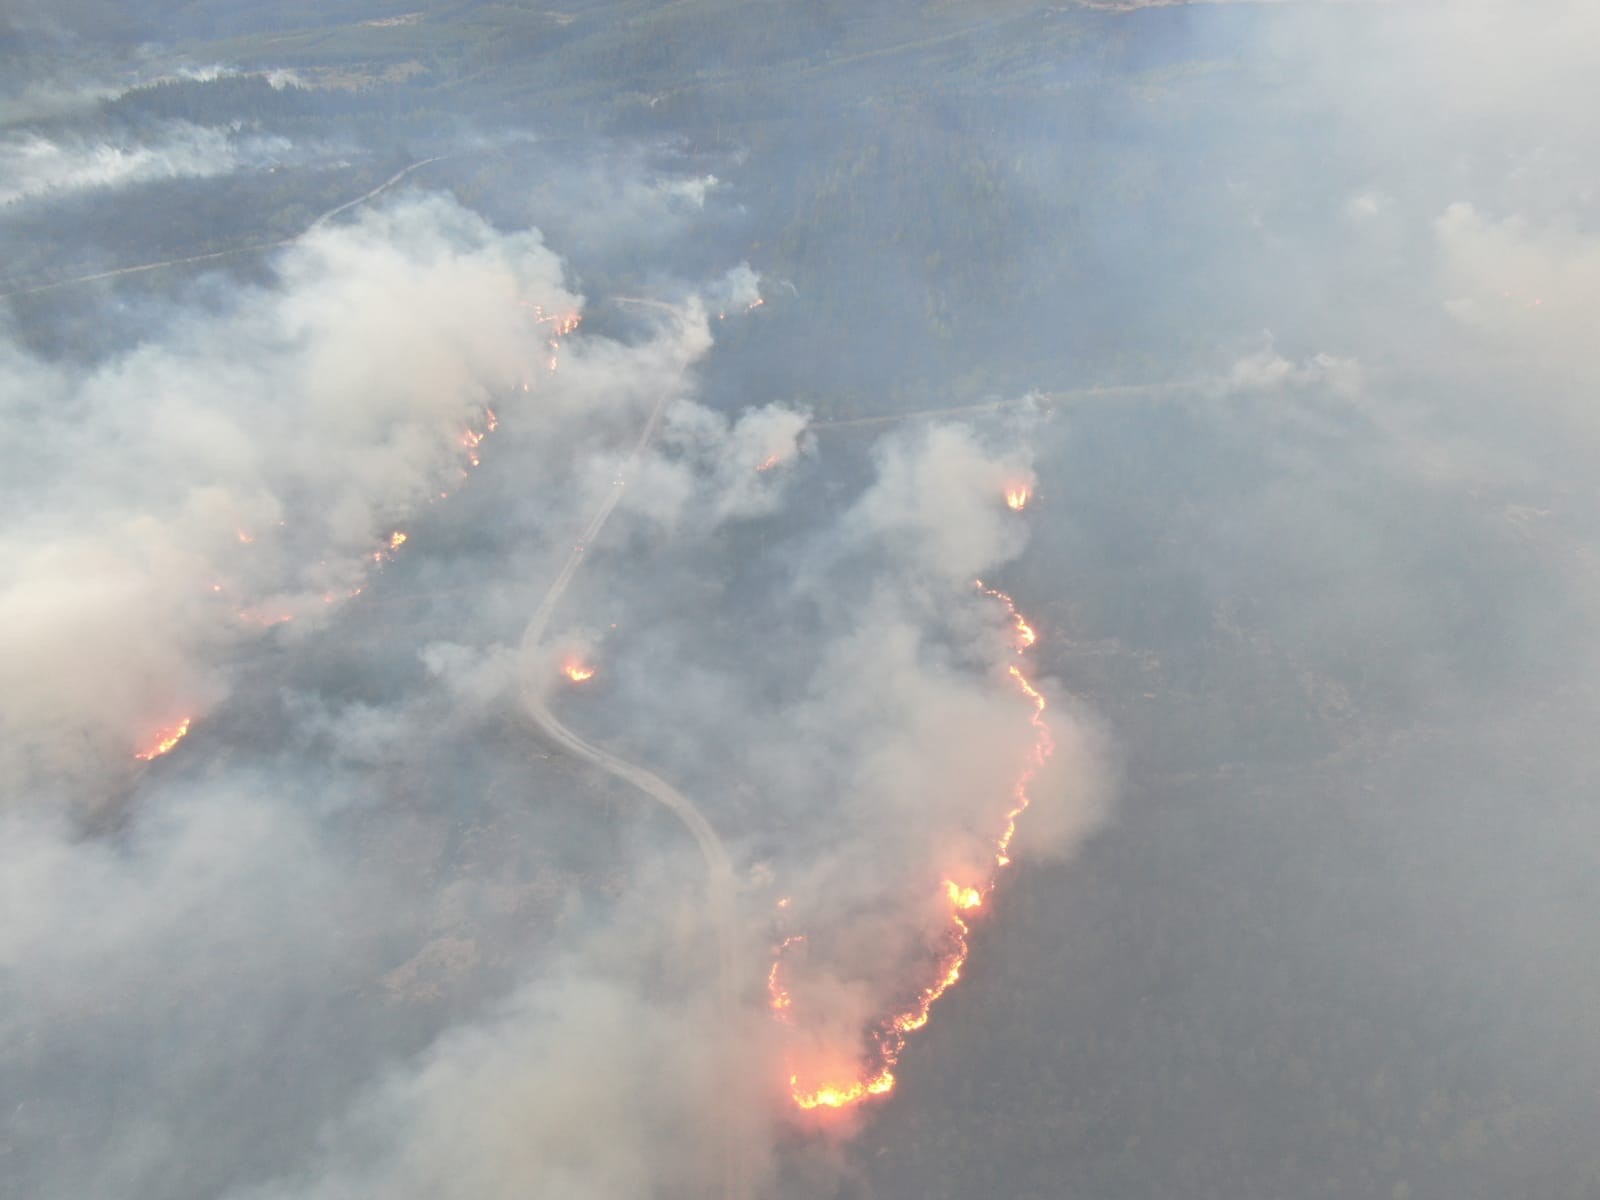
1005, 485, 1031, 511
790, 1070, 897, 1111
944, 881, 984, 911
773, 582, 1055, 1111
768, 935, 804, 1025
532, 305, 582, 372
562, 659, 596, 683
135, 717, 192, 762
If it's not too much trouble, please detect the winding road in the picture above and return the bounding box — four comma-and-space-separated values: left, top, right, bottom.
0, 155, 448, 299
516, 382, 748, 1200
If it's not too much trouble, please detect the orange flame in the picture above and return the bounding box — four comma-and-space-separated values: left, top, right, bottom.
534, 308, 582, 337
995, 662, 1053, 868
135, 717, 191, 761
237, 608, 294, 627
977, 579, 1037, 652
388, 530, 408, 550
756, 454, 781, 472
774, 583, 1055, 1111
1005, 485, 1031, 511
533, 307, 582, 373
944, 881, 984, 911
791, 1070, 897, 1111
562, 660, 596, 683
768, 935, 805, 1025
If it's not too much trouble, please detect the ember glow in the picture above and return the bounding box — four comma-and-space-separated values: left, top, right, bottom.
532, 305, 582, 372
995, 657, 1054, 868
562, 659, 596, 683
768, 935, 804, 1024
944, 881, 984, 911
773, 584, 1056, 1111
449, 404, 504, 474
976, 579, 1038, 652
237, 607, 294, 628
388, 530, 408, 551
1005, 485, 1031, 511
756, 454, 781, 472
134, 717, 192, 762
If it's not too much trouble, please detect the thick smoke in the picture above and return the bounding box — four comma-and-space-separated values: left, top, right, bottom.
0, 136, 1110, 1197
0, 122, 294, 205
16, 0, 1599, 1196
0, 195, 581, 806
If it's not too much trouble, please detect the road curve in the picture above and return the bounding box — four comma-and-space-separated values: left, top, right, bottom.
516, 384, 748, 1200
305, 154, 447, 231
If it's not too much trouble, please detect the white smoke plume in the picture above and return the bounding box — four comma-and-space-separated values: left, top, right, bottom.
0, 195, 577, 805
0, 127, 1112, 1200
0, 123, 295, 206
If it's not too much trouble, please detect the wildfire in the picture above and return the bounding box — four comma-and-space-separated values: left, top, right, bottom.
783, 890, 972, 1109
536, 309, 582, 337
213, 397, 496, 657
768, 935, 804, 1024
773, 582, 1055, 1112
134, 717, 191, 762
1004, 485, 1031, 511
995, 662, 1052, 868
237, 608, 293, 627
562, 659, 596, 683
450, 401, 506, 474
791, 1071, 897, 1111
944, 881, 984, 911
532, 305, 582, 373
756, 454, 781, 472
976, 579, 1037, 652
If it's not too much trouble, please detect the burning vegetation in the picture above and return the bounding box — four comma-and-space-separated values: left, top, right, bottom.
771, 583, 1056, 1111
134, 717, 192, 762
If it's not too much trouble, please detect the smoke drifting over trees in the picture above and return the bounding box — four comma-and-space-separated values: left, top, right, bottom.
5, 1, 1600, 1198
